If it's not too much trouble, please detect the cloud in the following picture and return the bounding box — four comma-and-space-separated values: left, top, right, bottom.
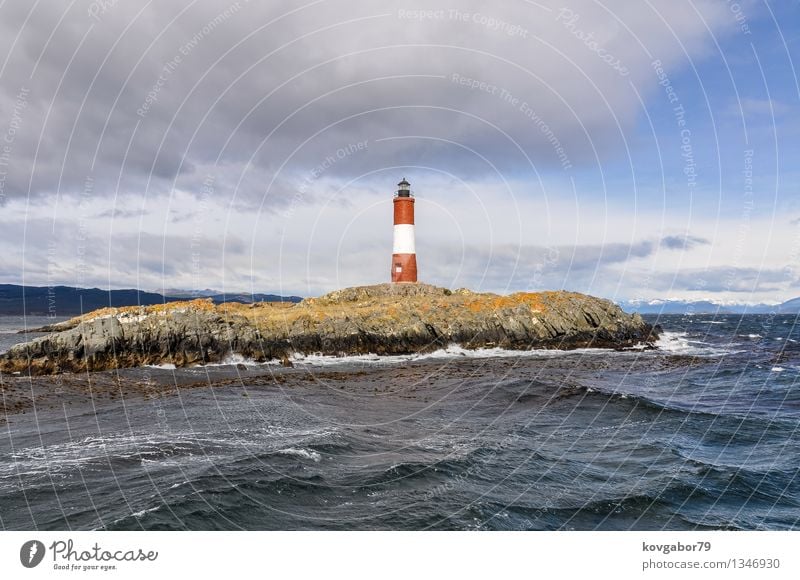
0, 0, 733, 206
647, 267, 789, 294
414, 238, 659, 296
660, 234, 710, 250
93, 208, 147, 219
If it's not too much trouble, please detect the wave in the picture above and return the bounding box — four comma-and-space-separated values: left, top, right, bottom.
654, 331, 734, 356
359, 459, 468, 487
556, 493, 671, 515
276, 447, 322, 462
571, 383, 799, 427
142, 347, 596, 370
673, 449, 800, 484
202, 353, 254, 367
130, 505, 163, 519
474, 488, 702, 530
187, 347, 561, 369
138, 341, 649, 372
1, 434, 227, 478
0, 424, 340, 480
284, 344, 621, 368
355, 443, 513, 488
102, 473, 333, 530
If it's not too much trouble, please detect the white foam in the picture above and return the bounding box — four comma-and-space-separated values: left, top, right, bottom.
654, 332, 692, 353
131, 505, 161, 518
0, 425, 342, 483
136, 340, 663, 371
285, 344, 617, 368
278, 447, 321, 462
2, 432, 287, 480
202, 353, 260, 367
653, 331, 733, 356
771, 366, 785, 372
416, 344, 607, 360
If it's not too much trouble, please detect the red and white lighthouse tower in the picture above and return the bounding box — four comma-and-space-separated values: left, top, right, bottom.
391, 178, 418, 283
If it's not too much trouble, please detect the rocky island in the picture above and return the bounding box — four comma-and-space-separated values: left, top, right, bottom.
0, 284, 657, 375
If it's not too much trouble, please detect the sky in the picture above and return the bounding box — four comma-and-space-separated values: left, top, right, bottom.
0, 0, 798, 303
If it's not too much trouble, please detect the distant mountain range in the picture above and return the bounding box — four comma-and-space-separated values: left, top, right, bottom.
0, 284, 303, 316
620, 298, 800, 315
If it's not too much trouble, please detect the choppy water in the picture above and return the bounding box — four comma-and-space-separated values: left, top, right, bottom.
1, 314, 799, 530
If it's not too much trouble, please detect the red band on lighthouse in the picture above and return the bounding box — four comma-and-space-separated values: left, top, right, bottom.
391, 178, 417, 283
393, 199, 415, 225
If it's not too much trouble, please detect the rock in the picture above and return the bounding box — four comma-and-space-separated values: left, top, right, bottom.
0, 285, 658, 375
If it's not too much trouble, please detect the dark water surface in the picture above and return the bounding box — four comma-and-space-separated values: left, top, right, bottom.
0, 315, 69, 354
1, 314, 799, 530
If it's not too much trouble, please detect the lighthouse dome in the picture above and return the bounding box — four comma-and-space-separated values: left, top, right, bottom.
397, 178, 411, 197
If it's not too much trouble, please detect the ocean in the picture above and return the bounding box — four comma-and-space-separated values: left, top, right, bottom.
0, 315, 68, 354
0, 314, 799, 530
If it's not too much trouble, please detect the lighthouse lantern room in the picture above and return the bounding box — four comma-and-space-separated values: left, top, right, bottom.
391, 178, 418, 283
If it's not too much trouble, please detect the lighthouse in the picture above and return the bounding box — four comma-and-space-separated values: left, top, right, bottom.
391, 178, 418, 283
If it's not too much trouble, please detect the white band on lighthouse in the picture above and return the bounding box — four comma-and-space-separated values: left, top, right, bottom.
392, 224, 416, 254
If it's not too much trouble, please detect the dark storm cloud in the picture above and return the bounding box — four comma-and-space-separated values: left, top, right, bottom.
0, 0, 732, 207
